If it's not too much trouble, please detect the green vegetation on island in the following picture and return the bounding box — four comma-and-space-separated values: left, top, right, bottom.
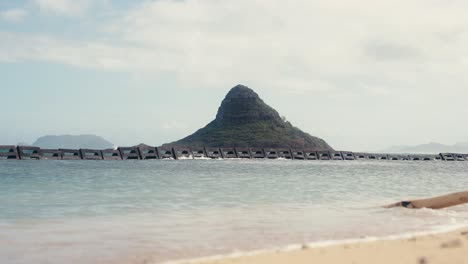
165, 85, 333, 150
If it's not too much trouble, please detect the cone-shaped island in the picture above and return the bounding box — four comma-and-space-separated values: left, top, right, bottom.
165, 84, 333, 150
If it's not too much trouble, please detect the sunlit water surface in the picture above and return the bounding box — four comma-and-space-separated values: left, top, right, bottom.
1, 160, 468, 264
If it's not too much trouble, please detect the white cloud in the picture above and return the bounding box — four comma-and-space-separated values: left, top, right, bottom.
0, 32, 181, 71
3, 0, 468, 149
3, 0, 468, 95
106, 0, 468, 92
1, 8, 27, 23
34, 0, 93, 16
3, 0, 468, 89
2, 0, 468, 95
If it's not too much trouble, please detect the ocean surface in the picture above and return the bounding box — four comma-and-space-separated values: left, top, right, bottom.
1, 159, 468, 264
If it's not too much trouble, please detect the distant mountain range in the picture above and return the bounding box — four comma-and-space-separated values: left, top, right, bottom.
31, 135, 114, 149
381, 142, 468, 154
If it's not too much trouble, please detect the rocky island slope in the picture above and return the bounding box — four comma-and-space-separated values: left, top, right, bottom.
165, 85, 333, 150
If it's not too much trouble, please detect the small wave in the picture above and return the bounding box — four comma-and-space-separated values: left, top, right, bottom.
160, 221, 468, 264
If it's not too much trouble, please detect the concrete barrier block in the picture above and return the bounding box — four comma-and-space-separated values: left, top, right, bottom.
191, 148, 207, 159
353, 153, 369, 160
221, 148, 237, 159
277, 148, 293, 159
367, 153, 388, 160
304, 150, 318, 160
341, 151, 355, 160
80, 149, 103, 160
18, 146, 41, 160
60, 149, 81, 160
118, 147, 141, 160
205, 147, 222, 159
388, 154, 409, 161
174, 147, 193, 159
138, 146, 159, 160
440, 153, 456, 161
330, 152, 343, 160
0, 145, 19, 160
250, 148, 265, 159
453, 153, 467, 161
235, 148, 251, 159
379, 154, 389, 160
377, 154, 389, 160
416, 154, 442, 161
40, 149, 62, 160
400, 155, 410, 161
157, 147, 175, 159
318, 151, 331, 160
291, 149, 305, 160
101, 149, 122, 160
263, 148, 279, 159
408, 155, 424, 161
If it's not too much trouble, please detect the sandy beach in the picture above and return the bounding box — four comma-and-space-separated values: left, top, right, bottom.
190, 227, 468, 264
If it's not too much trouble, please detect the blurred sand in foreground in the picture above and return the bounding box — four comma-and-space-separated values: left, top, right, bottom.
192, 228, 468, 264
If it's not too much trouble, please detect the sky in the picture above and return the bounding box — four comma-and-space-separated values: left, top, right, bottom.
1, 0, 468, 151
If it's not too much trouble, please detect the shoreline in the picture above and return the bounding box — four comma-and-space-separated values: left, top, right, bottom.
162, 223, 468, 264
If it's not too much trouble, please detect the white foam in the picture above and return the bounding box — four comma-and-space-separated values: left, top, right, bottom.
192, 157, 223, 160
193, 157, 211, 160
177, 156, 194, 160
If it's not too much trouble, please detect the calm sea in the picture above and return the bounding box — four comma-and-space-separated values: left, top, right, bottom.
1, 160, 468, 264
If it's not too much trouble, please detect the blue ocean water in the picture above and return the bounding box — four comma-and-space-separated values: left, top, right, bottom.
1, 160, 468, 264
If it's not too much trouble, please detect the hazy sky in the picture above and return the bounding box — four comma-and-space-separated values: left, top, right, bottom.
1, 0, 468, 151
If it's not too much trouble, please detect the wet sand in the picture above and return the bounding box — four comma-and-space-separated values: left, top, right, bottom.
188, 228, 468, 264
